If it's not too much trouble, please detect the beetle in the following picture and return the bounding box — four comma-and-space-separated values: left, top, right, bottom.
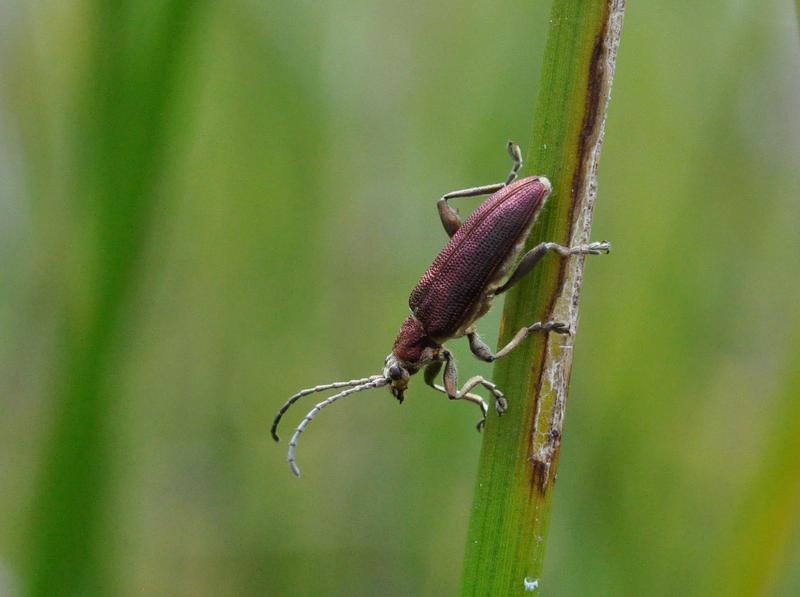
271, 142, 610, 476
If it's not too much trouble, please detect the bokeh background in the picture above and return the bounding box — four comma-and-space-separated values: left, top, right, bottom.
2, 1, 799, 595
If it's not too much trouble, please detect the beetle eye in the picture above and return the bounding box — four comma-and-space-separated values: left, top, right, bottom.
388, 365, 404, 381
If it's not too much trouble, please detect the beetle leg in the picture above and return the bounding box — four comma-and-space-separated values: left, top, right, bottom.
437, 184, 504, 237
467, 331, 497, 362
504, 140, 523, 184
432, 384, 488, 430
425, 361, 487, 429
468, 322, 571, 362
423, 361, 443, 388
469, 322, 572, 363
436, 141, 524, 237
495, 241, 611, 295
442, 350, 508, 414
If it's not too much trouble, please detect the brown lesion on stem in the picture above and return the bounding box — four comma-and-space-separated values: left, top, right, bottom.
531, 428, 564, 492
527, 0, 624, 495
572, 13, 610, 194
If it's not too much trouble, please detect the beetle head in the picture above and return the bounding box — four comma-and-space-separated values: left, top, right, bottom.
385, 316, 442, 402
383, 354, 411, 403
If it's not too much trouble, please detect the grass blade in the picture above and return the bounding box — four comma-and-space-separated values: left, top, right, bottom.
25, 3, 205, 595
460, 1, 626, 594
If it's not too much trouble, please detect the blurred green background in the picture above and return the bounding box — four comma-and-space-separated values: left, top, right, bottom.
2, 1, 799, 595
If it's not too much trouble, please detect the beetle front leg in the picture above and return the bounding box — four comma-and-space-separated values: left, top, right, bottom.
436, 142, 523, 237
423, 361, 443, 388
425, 361, 488, 430
495, 240, 611, 295
442, 350, 508, 415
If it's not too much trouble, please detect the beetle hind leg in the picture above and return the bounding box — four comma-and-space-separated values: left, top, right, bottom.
436, 141, 524, 237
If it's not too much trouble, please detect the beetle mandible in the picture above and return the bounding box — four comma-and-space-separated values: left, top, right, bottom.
272, 141, 610, 476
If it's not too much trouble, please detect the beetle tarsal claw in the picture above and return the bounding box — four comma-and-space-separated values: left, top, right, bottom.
552, 322, 571, 335
587, 240, 611, 254
527, 320, 571, 335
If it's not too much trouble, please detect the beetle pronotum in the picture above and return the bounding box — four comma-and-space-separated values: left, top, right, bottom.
272, 142, 610, 476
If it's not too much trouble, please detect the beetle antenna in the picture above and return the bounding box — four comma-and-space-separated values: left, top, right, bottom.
271, 374, 384, 442
287, 377, 389, 477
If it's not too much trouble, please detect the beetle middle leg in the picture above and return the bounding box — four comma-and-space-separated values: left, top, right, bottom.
436, 141, 523, 237
468, 322, 570, 365
464, 241, 610, 361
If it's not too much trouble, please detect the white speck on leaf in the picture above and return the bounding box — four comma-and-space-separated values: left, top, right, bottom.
524, 577, 539, 592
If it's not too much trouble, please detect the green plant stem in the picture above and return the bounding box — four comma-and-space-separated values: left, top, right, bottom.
460, 1, 625, 594
25, 3, 205, 596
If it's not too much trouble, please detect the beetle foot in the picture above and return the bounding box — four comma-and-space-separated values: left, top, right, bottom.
585, 240, 611, 254
528, 320, 571, 335
495, 394, 508, 415
551, 321, 571, 335
476, 418, 486, 432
